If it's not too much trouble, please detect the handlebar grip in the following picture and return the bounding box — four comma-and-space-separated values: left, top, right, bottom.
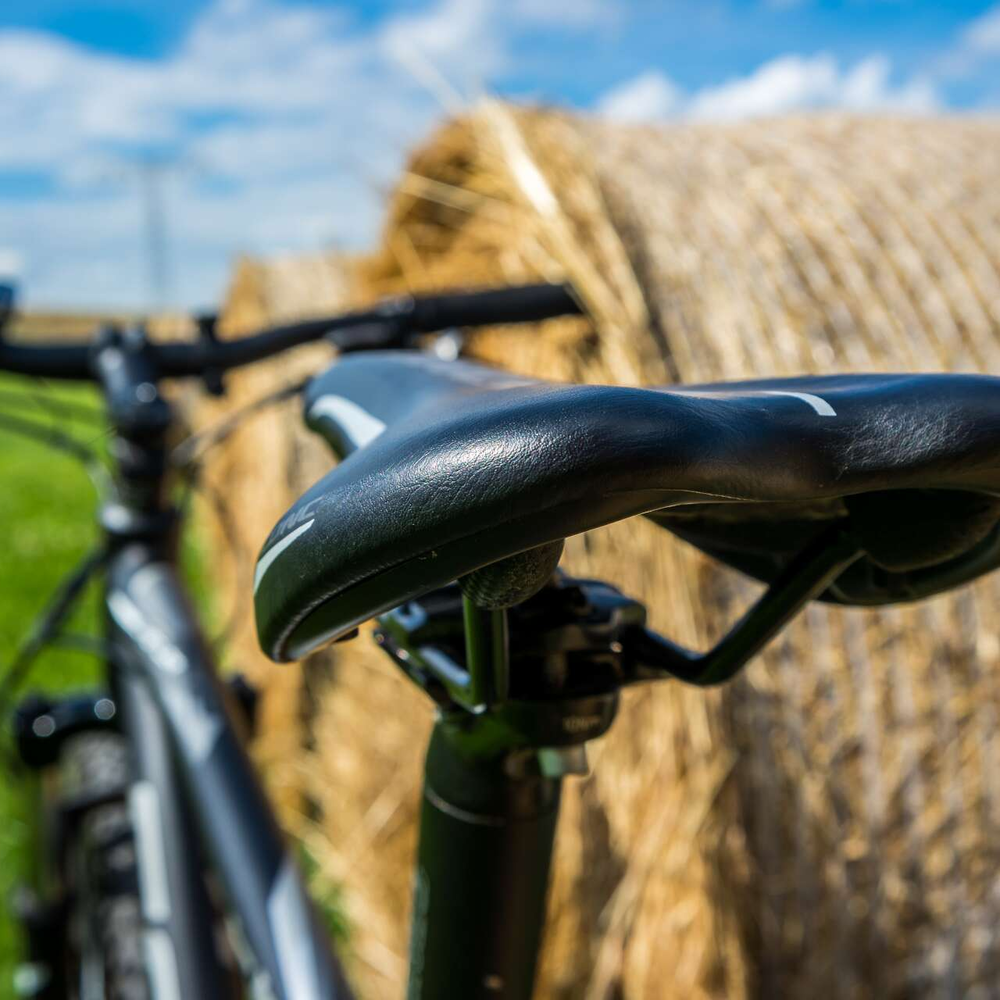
0, 341, 92, 379
410, 283, 581, 333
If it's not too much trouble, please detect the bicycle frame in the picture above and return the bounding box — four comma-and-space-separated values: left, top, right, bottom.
98, 396, 350, 998
108, 543, 348, 999
377, 585, 629, 998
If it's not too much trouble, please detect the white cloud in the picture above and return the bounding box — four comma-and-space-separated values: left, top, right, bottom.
935, 3, 1000, 80
380, 0, 613, 96
690, 54, 839, 118
0, 249, 23, 281
690, 53, 937, 118
381, 0, 507, 91
596, 70, 681, 121
0, 0, 511, 308
961, 3, 1000, 54
838, 55, 937, 112
3, 0, 630, 309
597, 53, 938, 124
5, 0, 647, 308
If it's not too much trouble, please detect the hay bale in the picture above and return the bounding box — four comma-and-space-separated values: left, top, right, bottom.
197, 253, 351, 820
349, 104, 1000, 999
207, 105, 1000, 999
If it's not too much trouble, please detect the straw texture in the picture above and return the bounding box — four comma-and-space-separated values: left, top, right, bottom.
211, 105, 1000, 999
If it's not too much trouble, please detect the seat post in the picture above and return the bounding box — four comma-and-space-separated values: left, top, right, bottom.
378, 577, 625, 998
407, 717, 562, 1000
406, 600, 559, 998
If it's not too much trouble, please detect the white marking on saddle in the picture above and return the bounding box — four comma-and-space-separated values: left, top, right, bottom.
310, 394, 386, 448
253, 518, 315, 595
757, 390, 837, 417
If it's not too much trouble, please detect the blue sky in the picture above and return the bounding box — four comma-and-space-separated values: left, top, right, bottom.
1, 0, 998, 311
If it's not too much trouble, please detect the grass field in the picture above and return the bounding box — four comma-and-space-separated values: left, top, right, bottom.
0, 371, 211, 996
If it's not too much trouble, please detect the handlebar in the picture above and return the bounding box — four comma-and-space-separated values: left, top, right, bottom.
407, 283, 582, 332
0, 282, 582, 383
0, 342, 92, 380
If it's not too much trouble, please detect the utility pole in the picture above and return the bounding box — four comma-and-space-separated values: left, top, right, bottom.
110, 154, 185, 314
138, 158, 172, 314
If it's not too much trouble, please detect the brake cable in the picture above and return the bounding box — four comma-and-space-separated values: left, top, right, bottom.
169, 377, 309, 471
0, 546, 109, 756
0, 409, 112, 496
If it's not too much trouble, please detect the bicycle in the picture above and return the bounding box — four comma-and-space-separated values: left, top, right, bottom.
4, 283, 1000, 999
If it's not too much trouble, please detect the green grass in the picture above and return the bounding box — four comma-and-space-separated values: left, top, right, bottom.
0, 374, 212, 996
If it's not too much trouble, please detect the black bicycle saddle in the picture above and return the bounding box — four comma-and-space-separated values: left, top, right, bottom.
254, 352, 1000, 661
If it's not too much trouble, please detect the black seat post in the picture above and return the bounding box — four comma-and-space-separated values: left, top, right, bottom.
410, 704, 563, 999
382, 552, 622, 999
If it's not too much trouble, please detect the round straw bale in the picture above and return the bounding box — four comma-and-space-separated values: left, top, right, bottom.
207, 103, 1000, 999
352, 103, 1000, 999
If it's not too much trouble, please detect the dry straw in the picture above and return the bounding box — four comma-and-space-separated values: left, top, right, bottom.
207, 104, 1000, 998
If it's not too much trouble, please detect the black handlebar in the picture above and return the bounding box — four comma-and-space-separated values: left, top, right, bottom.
0, 342, 92, 380
408, 283, 581, 332
0, 283, 582, 383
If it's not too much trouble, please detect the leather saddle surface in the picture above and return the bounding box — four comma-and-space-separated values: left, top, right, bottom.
254, 352, 1000, 660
